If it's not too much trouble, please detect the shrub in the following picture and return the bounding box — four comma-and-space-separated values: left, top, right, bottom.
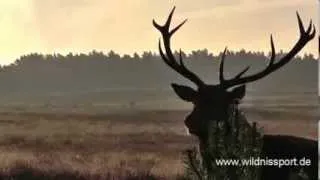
183, 109, 263, 180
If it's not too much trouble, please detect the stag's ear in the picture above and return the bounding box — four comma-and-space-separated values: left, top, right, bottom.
171, 83, 197, 102
230, 85, 246, 100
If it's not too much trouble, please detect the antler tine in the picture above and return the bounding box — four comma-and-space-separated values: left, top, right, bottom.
164, 6, 175, 31
296, 12, 316, 39
269, 35, 276, 65
158, 39, 186, 73
152, 7, 175, 34
219, 47, 227, 83
220, 12, 315, 89
178, 49, 185, 67
153, 7, 205, 87
296, 12, 305, 35
219, 47, 251, 86
234, 66, 250, 79
306, 19, 313, 34
170, 19, 188, 37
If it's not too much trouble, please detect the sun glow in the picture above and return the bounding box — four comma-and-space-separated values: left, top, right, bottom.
0, 0, 316, 65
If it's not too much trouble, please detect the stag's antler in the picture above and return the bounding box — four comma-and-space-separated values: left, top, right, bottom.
154, 7, 315, 89
219, 12, 315, 89
153, 7, 205, 88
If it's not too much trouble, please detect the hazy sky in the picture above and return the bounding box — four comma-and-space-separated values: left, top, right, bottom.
0, 0, 317, 65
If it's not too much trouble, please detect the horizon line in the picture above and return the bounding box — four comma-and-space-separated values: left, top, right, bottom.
0, 48, 317, 66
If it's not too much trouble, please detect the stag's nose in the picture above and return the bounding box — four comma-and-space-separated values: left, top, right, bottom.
184, 115, 192, 128
184, 114, 196, 135
184, 126, 191, 136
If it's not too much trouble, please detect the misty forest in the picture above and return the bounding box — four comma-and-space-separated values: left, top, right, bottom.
0, 49, 317, 109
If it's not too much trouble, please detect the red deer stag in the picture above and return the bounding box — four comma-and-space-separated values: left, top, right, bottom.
153, 7, 317, 180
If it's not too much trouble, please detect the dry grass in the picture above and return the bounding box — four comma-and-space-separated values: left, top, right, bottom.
0, 110, 195, 180
0, 107, 316, 179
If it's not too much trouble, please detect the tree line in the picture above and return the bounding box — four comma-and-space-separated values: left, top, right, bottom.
0, 49, 314, 97
5, 48, 316, 71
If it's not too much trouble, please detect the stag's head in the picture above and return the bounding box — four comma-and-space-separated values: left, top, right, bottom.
153, 7, 315, 140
